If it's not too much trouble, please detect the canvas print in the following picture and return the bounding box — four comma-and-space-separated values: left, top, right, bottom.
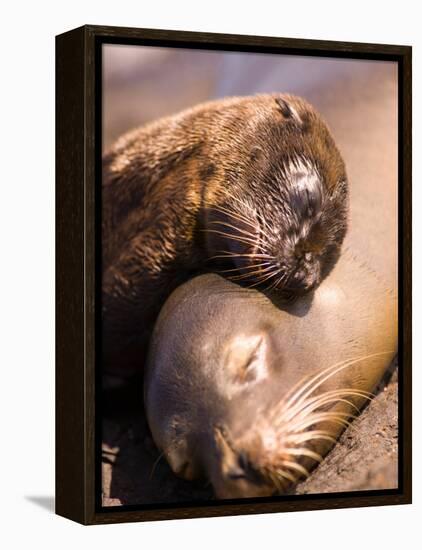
100, 45, 398, 507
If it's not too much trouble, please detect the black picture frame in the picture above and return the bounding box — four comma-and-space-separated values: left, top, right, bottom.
56, 24, 412, 525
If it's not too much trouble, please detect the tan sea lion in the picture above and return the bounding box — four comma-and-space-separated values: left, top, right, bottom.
144, 247, 397, 498
102, 94, 348, 375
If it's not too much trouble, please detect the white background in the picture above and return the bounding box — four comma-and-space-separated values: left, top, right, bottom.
0, 0, 419, 547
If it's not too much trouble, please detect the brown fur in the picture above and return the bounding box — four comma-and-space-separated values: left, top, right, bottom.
102, 94, 348, 374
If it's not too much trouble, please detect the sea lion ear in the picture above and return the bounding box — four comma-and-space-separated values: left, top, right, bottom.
275, 97, 302, 126
225, 334, 268, 385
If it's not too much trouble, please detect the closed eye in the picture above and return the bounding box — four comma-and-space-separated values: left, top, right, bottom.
239, 336, 267, 383
225, 334, 268, 390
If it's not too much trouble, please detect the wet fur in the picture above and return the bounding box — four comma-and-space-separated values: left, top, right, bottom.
102, 94, 348, 373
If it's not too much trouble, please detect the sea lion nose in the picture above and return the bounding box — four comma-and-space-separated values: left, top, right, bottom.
289, 256, 319, 292
292, 270, 305, 285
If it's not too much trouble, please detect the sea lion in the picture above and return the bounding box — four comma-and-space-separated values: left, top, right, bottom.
144, 249, 397, 498
102, 94, 348, 374
143, 74, 398, 498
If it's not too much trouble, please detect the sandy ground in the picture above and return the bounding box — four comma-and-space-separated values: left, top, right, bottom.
102, 361, 398, 506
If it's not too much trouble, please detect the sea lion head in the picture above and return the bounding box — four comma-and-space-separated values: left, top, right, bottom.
145, 273, 377, 500
186, 328, 346, 499
204, 94, 349, 296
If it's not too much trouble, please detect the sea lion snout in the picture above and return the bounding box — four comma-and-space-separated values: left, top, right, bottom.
209, 426, 276, 499
287, 255, 321, 294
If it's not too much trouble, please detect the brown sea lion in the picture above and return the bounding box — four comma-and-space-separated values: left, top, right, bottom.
102, 94, 348, 374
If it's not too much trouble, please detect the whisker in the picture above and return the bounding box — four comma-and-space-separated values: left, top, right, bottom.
149, 451, 165, 480
266, 270, 288, 291
284, 447, 323, 463
284, 431, 337, 445
266, 471, 283, 492
210, 192, 276, 247
208, 251, 275, 261
228, 265, 277, 282
278, 389, 372, 424
281, 351, 392, 413
281, 460, 309, 478
279, 359, 357, 410
275, 468, 297, 485
217, 262, 272, 274
287, 412, 354, 434
244, 269, 281, 289
205, 204, 257, 230
289, 352, 392, 411
202, 228, 262, 248
274, 470, 288, 491
288, 397, 363, 424
209, 219, 260, 243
